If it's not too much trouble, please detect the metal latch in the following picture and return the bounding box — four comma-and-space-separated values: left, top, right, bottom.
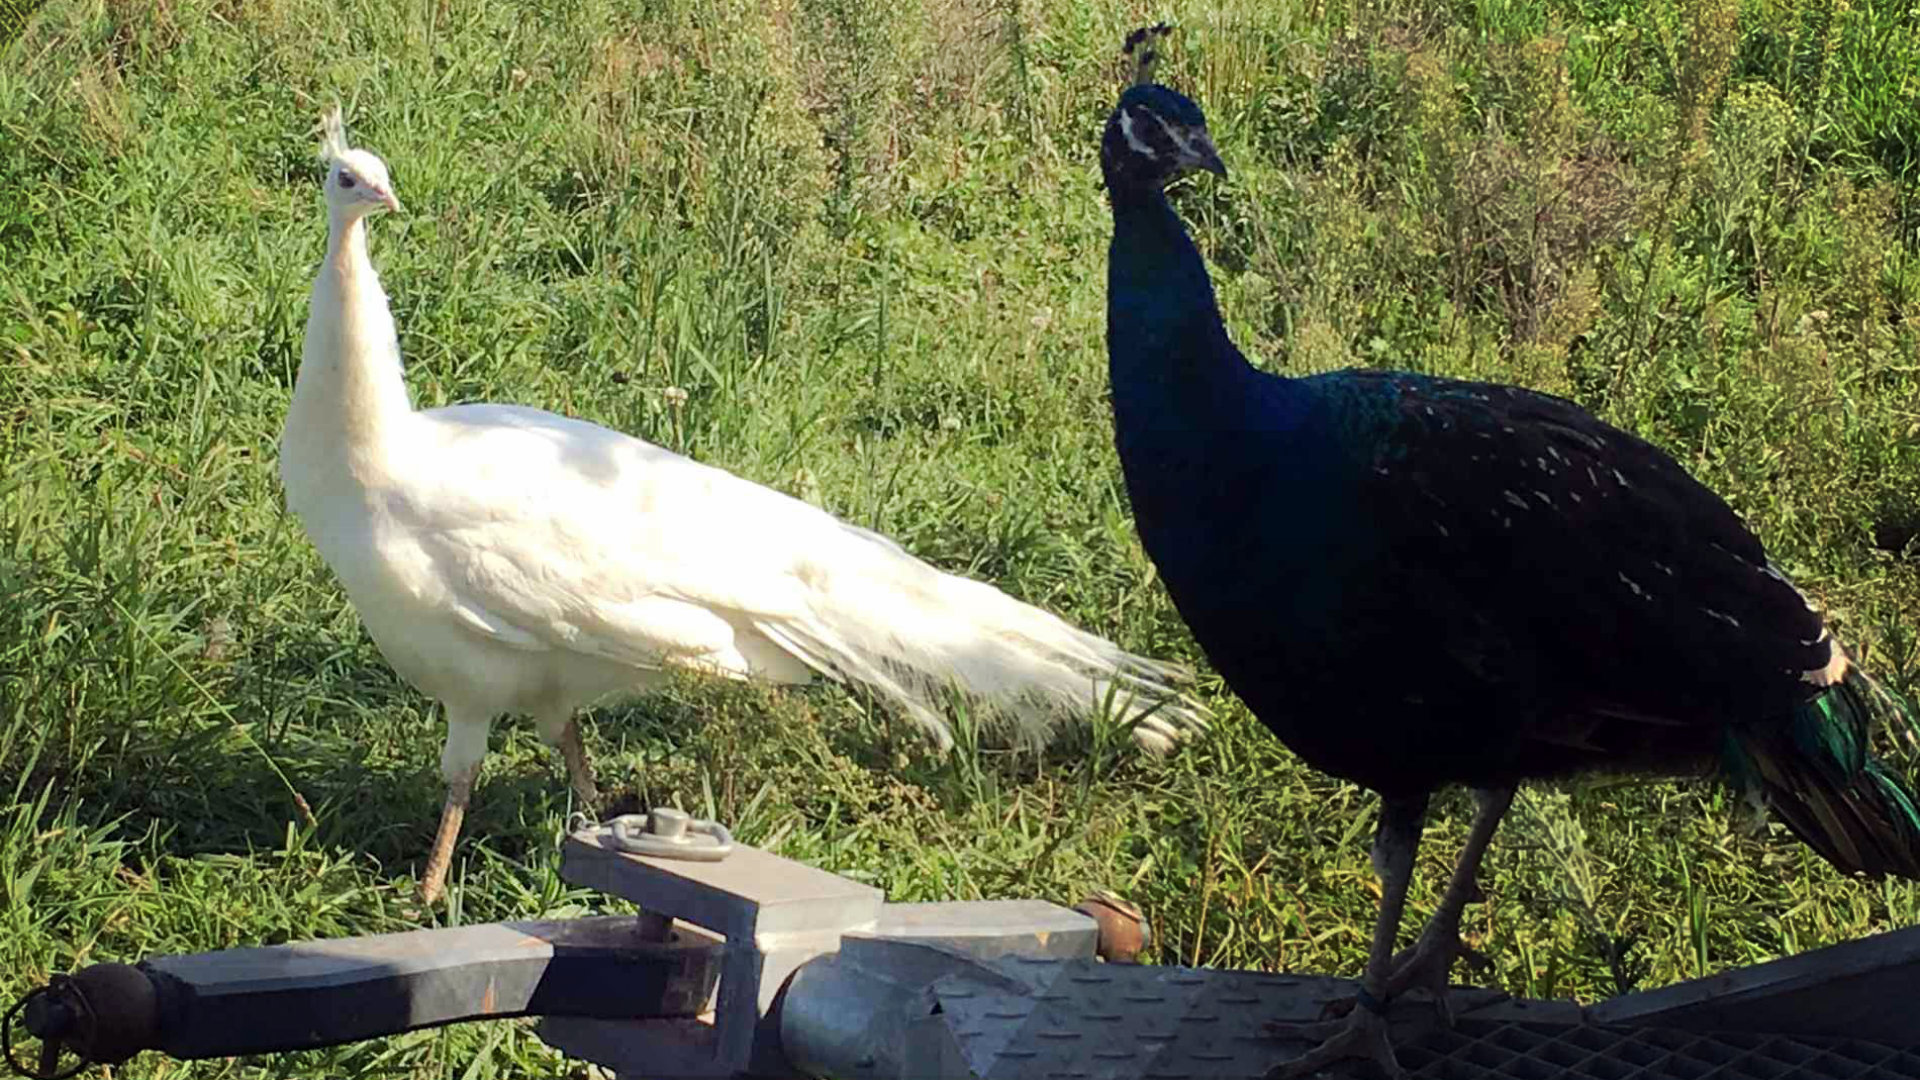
604, 808, 735, 861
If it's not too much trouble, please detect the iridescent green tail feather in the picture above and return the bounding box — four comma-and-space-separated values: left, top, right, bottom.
1727, 669, 1920, 880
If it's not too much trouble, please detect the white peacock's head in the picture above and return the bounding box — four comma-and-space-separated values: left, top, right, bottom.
316, 106, 401, 219
327, 149, 401, 217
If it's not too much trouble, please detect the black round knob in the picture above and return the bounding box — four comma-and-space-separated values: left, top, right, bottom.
18, 996, 73, 1042
61, 965, 160, 1065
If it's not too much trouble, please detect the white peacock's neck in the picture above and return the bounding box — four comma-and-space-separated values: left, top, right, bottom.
284, 212, 416, 488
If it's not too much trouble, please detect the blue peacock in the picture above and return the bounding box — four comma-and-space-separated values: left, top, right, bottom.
1099, 25, 1920, 1078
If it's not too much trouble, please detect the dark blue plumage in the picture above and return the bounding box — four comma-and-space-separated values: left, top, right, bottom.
1100, 32, 1920, 1078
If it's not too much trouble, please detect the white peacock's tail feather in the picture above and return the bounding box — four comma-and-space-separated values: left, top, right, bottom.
743, 515, 1210, 756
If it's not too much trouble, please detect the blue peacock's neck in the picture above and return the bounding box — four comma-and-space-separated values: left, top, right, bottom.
1106, 186, 1264, 428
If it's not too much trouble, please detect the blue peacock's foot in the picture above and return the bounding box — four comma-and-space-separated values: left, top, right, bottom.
1262, 1003, 1407, 1080
1383, 919, 1492, 1028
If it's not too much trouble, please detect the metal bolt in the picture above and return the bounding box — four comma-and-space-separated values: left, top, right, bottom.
648, 808, 690, 840
632, 911, 673, 944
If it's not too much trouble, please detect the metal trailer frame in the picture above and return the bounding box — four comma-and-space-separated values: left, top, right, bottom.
9, 809, 1919, 1080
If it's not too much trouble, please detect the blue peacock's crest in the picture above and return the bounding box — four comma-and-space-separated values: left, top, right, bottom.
1123, 23, 1171, 86
1099, 32, 1225, 196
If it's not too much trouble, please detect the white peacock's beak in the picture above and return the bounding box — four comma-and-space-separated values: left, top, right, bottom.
379, 189, 403, 213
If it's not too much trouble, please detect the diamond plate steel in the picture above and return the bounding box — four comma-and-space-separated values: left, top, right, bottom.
1403, 1019, 1920, 1080
927, 958, 1920, 1080
931, 958, 1460, 1079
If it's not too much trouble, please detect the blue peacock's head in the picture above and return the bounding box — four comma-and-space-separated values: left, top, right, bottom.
1100, 27, 1226, 194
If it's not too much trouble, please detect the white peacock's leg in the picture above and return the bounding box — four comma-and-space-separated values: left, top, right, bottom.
420, 764, 477, 904
420, 705, 492, 904
534, 709, 601, 810
557, 716, 600, 808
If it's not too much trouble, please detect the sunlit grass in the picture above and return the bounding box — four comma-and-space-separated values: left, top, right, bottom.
1, 0, 1915, 1074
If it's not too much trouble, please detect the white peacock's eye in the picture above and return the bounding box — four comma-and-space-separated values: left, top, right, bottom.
339, 173, 358, 189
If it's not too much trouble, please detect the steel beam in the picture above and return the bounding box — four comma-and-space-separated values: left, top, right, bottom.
13, 916, 718, 1067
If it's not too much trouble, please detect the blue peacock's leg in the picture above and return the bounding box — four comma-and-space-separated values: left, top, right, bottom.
1266, 793, 1429, 1080
1384, 786, 1515, 1026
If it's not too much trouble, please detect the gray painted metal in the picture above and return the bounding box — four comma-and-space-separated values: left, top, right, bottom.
855, 900, 1100, 961
544, 823, 1116, 1079
792, 944, 1920, 1079
546, 821, 889, 1078
776, 897, 1106, 1077
872, 955, 1920, 1079
543, 821, 1920, 1080
145, 917, 715, 1059
1590, 924, 1920, 1045
778, 939, 993, 1080
21, 819, 1920, 1080
809, 948, 1485, 1080
542, 820, 1504, 1079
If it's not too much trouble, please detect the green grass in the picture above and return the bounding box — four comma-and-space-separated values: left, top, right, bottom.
2, 0, 1917, 1074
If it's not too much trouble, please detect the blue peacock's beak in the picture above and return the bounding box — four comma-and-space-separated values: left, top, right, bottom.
1179, 128, 1226, 179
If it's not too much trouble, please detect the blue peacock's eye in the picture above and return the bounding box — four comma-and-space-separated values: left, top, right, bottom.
339, 173, 357, 189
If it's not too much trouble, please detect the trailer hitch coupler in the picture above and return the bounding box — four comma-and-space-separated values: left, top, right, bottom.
4, 964, 160, 1078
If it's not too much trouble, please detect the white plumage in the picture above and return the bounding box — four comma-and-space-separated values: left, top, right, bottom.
281, 108, 1205, 901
